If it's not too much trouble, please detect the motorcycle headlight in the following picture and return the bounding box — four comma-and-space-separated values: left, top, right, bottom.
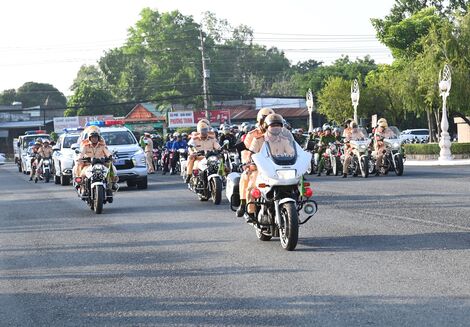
393, 142, 400, 149
359, 144, 367, 150
208, 155, 219, 162
276, 169, 296, 179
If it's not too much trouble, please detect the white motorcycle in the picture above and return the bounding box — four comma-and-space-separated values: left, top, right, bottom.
370, 126, 404, 176
226, 129, 317, 251
75, 157, 115, 214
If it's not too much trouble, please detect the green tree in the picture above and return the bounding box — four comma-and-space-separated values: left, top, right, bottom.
15, 82, 66, 108
0, 89, 17, 105
317, 76, 353, 124
67, 83, 116, 116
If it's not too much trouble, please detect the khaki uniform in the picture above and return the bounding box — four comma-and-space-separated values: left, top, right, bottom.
239, 128, 264, 204
186, 135, 221, 174
144, 137, 154, 173
374, 127, 394, 171
75, 140, 115, 179
36, 145, 53, 177
342, 128, 353, 175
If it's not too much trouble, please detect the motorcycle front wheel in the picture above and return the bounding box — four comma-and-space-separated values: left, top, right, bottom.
360, 156, 369, 178
93, 185, 104, 214
394, 154, 404, 176
211, 178, 222, 205
279, 202, 299, 251
44, 170, 50, 183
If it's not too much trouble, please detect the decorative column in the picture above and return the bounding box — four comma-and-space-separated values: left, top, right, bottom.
438, 64, 453, 161
306, 88, 315, 133
351, 79, 360, 125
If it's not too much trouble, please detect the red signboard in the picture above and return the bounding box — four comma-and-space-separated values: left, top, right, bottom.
193, 110, 230, 124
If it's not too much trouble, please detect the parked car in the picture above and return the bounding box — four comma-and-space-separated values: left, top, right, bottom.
400, 129, 429, 143
0, 153, 5, 165
52, 130, 81, 185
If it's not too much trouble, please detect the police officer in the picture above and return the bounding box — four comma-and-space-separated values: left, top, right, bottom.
76, 129, 118, 192
316, 125, 336, 176
374, 118, 388, 175
36, 139, 53, 179
185, 120, 221, 183
143, 132, 155, 174
236, 107, 275, 218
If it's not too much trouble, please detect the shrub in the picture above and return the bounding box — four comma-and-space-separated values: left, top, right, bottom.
404, 143, 470, 155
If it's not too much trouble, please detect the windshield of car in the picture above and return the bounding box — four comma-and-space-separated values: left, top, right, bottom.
22, 135, 50, 149
63, 135, 79, 148
101, 131, 136, 145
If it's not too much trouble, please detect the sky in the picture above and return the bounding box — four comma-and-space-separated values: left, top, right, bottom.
0, 0, 395, 97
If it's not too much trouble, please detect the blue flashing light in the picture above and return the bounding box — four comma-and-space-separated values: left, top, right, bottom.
63, 127, 84, 133
85, 121, 105, 127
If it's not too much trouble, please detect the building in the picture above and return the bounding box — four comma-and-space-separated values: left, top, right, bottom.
123, 103, 166, 137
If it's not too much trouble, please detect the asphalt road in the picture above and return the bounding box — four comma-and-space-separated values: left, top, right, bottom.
0, 163, 469, 326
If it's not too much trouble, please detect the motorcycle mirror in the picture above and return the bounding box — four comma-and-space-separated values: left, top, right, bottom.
70, 143, 79, 150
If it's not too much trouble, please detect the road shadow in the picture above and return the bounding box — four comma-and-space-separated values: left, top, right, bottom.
298, 232, 470, 252
0, 293, 468, 326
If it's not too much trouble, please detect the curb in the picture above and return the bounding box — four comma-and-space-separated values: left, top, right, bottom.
405, 159, 470, 166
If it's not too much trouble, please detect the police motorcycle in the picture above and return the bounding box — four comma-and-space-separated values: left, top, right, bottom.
369, 126, 404, 176
342, 127, 370, 178
226, 126, 317, 251
322, 141, 343, 176
185, 146, 224, 205
74, 156, 115, 214
304, 137, 319, 175
34, 153, 53, 183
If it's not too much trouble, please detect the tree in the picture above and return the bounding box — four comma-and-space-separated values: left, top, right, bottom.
0, 89, 17, 105
66, 83, 116, 116
70, 65, 107, 91
317, 76, 353, 124
15, 82, 66, 108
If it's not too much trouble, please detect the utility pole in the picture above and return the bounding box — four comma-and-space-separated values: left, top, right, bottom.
199, 29, 210, 120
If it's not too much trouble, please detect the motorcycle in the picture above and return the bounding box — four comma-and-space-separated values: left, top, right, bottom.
370, 126, 404, 176
186, 149, 224, 205
304, 139, 319, 175
74, 157, 115, 214
227, 129, 317, 251
152, 147, 162, 171
318, 142, 343, 176
342, 128, 370, 178
35, 156, 53, 183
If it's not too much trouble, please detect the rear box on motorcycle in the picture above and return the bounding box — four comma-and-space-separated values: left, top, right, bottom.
226, 172, 241, 208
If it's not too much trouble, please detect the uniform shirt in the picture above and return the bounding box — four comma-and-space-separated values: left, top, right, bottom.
188, 136, 221, 154
79, 140, 112, 160
144, 137, 153, 152
319, 134, 337, 149
38, 145, 53, 158
242, 128, 263, 164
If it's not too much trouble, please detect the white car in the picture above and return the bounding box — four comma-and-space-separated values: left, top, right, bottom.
74, 124, 148, 189
400, 129, 429, 143
0, 153, 5, 165
52, 132, 81, 185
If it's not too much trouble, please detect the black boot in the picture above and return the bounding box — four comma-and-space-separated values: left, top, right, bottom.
244, 212, 255, 224
236, 200, 246, 217
342, 173, 347, 178
185, 174, 191, 184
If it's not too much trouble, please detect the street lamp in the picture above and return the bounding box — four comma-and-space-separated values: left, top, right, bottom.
306, 88, 315, 133
351, 79, 360, 124
438, 64, 452, 161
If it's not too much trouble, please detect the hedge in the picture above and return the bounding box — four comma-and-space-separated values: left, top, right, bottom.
404, 143, 470, 155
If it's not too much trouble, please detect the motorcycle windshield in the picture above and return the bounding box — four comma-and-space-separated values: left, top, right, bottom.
349, 128, 369, 141
384, 126, 400, 139
263, 128, 297, 166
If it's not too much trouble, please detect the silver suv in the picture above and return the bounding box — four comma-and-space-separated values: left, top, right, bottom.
74, 126, 148, 189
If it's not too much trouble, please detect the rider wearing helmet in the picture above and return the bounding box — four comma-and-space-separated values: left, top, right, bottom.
219, 124, 237, 148
236, 107, 275, 219
342, 121, 361, 178
185, 120, 221, 183
35, 139, 53, 180
374, 118, 389, 175
75, 129, 118, 191
28, 142, 41, 181
170, 132, 187, 175
316, 125, 336, 176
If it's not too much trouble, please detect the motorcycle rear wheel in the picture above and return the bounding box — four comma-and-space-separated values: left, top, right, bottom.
279, 202, 299, 251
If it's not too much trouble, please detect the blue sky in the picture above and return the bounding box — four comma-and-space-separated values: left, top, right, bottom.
0, 0, 395, 95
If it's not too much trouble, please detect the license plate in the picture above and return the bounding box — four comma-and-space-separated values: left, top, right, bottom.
115, 159, 126, 165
